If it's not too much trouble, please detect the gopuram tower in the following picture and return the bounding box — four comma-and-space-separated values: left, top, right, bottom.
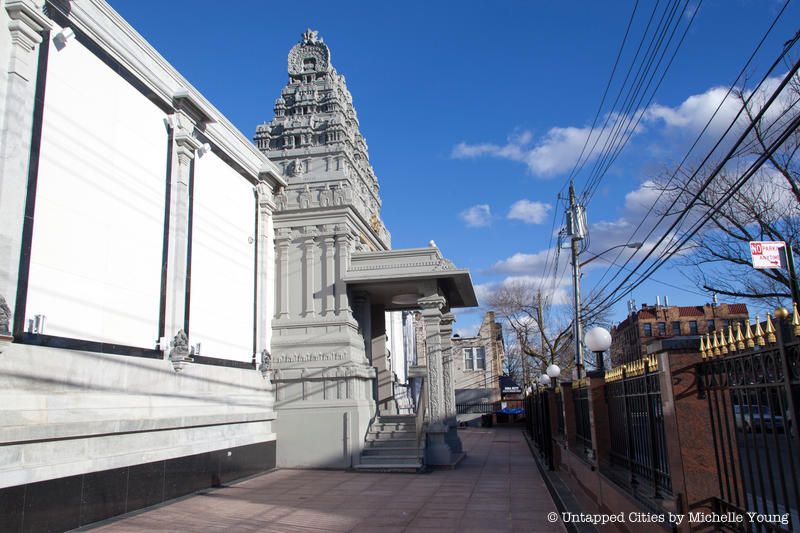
255, 30, 476, 469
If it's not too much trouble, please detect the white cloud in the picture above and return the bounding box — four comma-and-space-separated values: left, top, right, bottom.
475, 275, 572, 307
452, 117, 634, 178
450, 73, 799, 180
490, 249, 553, 274
507, 199, 551, 224
646, 86, 739, 135
624, 180, 661, 213
459, 204, 492, 227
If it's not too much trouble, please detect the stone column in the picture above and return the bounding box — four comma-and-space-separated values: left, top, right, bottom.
322, 228, 335, 316
370, 304, 393, 414
0, 1, 51, 337
334, 225, 350, 318
255, 181, 275, 357
274, 227, 291, 319
163, 109, 201, 342
301, 227, 317, 317
419, 294, 451, 465
440, 312, 462, 454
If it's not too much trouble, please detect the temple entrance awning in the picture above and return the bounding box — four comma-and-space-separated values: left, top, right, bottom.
343, 247, 478, 310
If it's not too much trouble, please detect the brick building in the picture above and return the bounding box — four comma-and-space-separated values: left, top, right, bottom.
610, 301, 749, 364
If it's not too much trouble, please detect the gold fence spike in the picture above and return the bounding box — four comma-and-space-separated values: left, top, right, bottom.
754, 316, 765, 346
706, 333, 713, 357
792, 302, 800, 337
745, 320, 755, 349
719, 330, 729, 355
712, 331, 721, 356
727, 326, 737, 353
765, 313, 776, 344
699, 335, 706, 358
735, 322, 745, 351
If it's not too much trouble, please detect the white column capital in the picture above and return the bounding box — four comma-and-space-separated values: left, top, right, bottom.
256, 181, 276, 211
6, 0, 51, 49
419, 295, 446, 316
440, 312, 456, 332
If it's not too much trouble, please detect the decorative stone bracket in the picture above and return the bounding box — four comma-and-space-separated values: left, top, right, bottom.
168, 329, 193, 373
259, 349, 272, 380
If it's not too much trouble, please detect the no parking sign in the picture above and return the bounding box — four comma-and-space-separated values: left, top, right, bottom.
749, 241, 786, 269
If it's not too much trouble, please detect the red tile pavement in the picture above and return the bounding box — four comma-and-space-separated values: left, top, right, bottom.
85, 427, 564, 532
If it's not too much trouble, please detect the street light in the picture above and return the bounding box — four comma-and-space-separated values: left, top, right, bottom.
546, 364, 560, 388
538, 374, 552, 387
585, 326, 612, 374
580, 242, 644, 268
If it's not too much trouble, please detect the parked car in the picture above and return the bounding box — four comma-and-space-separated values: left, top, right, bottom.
734, 404, 786, 433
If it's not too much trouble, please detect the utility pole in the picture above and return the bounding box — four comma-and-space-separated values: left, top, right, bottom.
537, 290, 548, 364
567, 182, 587, 378
785, 244, 800, 306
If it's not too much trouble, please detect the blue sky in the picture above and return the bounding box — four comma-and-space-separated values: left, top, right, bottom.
109, 0, 799, 336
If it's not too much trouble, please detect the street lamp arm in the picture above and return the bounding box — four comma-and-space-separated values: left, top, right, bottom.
579, 242, 643, 268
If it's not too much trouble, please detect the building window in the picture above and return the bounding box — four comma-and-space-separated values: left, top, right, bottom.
723, 319, 729, 329
643, 323, 652, 336
658, 322, 666, 336
689, 321, 698, 335
707, 319, 715, 332
463, 347, 486, 370
672, 321, 681, 335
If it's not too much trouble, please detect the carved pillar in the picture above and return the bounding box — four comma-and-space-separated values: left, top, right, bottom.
419, 295, 446, 423
441, 312, 462, 454
0, 0, 51, 337
255, 181, 275, 355
440, 313, 457, 419
164, 109, 201, 341
323, 229, 335, 316
301, 227, 317, 317
274, 227, 291, 319
334, 225, 350, 318
419, 294, 451, 465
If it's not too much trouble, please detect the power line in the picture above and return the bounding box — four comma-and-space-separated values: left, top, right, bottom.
584, 13, 798, 310
581, 0, 696, 204
583, 64, 800, 322
586, 107, 800, 321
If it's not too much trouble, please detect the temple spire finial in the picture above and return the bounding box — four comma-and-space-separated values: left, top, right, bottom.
302, 28, 320, 44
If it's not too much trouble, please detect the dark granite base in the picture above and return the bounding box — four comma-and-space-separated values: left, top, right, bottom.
0, 440, 276, 533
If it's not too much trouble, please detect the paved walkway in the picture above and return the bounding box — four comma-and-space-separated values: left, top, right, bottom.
89, 427, 564, 532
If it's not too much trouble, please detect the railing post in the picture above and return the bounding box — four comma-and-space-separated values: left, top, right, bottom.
587, 371, 610, 469
547, 388, 561, 470
655, 340, 735, 521
775, 314, 799, 441
562, 381, 576, 451
621, 367, 637, 488
643, 359, 661, 499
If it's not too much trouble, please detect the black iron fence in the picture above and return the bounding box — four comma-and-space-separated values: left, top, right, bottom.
525, 390, 554, 469
605, 355, 672, 497
556, 387, 565, 436
573, 381, 592, 458
698, 313, 800, 532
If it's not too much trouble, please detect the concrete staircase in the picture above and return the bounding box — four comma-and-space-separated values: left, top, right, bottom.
354, 414, 424, 472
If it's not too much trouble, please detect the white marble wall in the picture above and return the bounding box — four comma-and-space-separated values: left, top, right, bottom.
0, 343, 276, 488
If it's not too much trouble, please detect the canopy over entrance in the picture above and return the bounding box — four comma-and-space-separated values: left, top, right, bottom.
343, 247, 478, 310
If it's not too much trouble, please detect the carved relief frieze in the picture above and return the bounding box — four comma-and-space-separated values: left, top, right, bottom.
273, 351, 347, 364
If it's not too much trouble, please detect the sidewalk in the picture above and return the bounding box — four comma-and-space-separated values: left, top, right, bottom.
87, 427, 564, 532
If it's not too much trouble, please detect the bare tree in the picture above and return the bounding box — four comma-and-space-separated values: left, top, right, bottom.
652, 79, 800, 308
487, 278, 610, 386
